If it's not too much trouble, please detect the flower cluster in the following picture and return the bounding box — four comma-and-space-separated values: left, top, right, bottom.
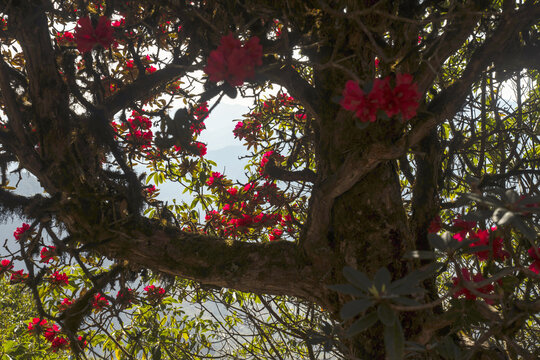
58, 298, 72, 311
204, 33, 263, 86
233, 120, 261, 141
28, 318, 71, 352
116, 288, 136, 308
14, 223, 30, 241
190, 102, 208, 135
340, 74, 420, 122
0, 259, 13, 274
528, 247, 540, 273
10, 269, 27, 284
206, 172, 225, 186
452, 221, 509, 262
92, 293, 109, 311
124, 111, 153, 148
40, 246, 57, 264
144, 284, 166, 303
74, 16, 114, 53
452, 268, 495, 304
56, 31, 75, 46
49, 271, 69, 286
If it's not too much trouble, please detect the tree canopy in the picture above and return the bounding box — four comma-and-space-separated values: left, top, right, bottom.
0, 0, 540, 359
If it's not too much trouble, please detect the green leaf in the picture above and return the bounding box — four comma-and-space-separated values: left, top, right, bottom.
377, 303, 396, 326
343, 266, 372, 292
374, 267, 391, 291
346, 311, 378, 338
340, 298, 374, 320
384, 320, 405, 360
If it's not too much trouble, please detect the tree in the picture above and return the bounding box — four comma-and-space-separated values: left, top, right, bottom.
0, 0, 539, 359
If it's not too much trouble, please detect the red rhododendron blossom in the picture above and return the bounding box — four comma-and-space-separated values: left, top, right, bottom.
50, 271, 69, 286
269, 228, 283, 241
452, 218, 477, 242
205, 210, 221, 222
58, 298, 72, 311
56, 31, 75, 46
44, 324, 60, 342
92, 293, 109, 311
204, 33, 263, 86
206, 172, 224, 186
74, 16, 114, 53
14, 223, 30, 241
111, 18, 125, 28
528, 247, 540, 273
10, 269, 28, 284
145, 185, 157, 196
40, 246, 57, 263
340, 80, 376, 123
50, 336, 69, 352
392, 73, 421, 120
0, 259, 13, 274
116, 288, 135, 307
427, 215, 442, 234
125, 59, 134, 69
144, 284, 165, 302
146, 65, 157, 74
452, 268, 495, 304
28, 318, 48, 335
195, 142, 207, 157
468, 228, 509, 262
340, 74, 421, 122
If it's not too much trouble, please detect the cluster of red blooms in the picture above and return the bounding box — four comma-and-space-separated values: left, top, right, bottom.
28, 318, 85, 352
452, 269, 495, 305
259, 150, 284, 177
14, 223, 30, 240
74, 16, 114, 53
58, 298, 73, 311
205, 172, 295, 239
49, 271, 69, 286
340, 73, 421, 122
116, 288, 135, 308
92, 293, 110, 311
144, 284, 166, 303
10, 269, 28, 284
56, 31, 75, 46
452, 220, 510, 262
190, 102, 209, 135
40, 246, 57, 264
145, 185, 157, 196
233, 120, 262, 141
528, 247, 540, 273
204, 33, 263, 86
124, 111, 153, 148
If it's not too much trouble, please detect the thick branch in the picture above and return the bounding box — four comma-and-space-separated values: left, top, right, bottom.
66, 216, 320, 303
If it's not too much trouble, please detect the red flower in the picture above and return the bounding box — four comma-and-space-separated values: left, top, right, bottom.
74, 16, 114, 53
195, 142, 207, 157
340, 74, 420, 122
10, 269, 28, 284
44, 324, 60, 342
50, 271, 69, 286
50, 336, 69, 352
116, 288, 135, 307
391, 73, 421, 120
452, 268, 495, 304
146, 65, 157, 74
40, 246, 57, 263
28, 318, 48, 335
145, 185, 157, 196
125, 59, 134, 69
144, 284, 165, 302
0, 259, 13, 274
56, 31, 75, 46
427, 215, 442, 234
204, 34, 263, 86
58, 298, 72, 311
528, 247, 540, 274
14, 223, 30, 241
206, 172, 224, 186
340, 80, 376, 123
269, 228, 283, 241
468, 228, 509, 262
92, 293, 109, 311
